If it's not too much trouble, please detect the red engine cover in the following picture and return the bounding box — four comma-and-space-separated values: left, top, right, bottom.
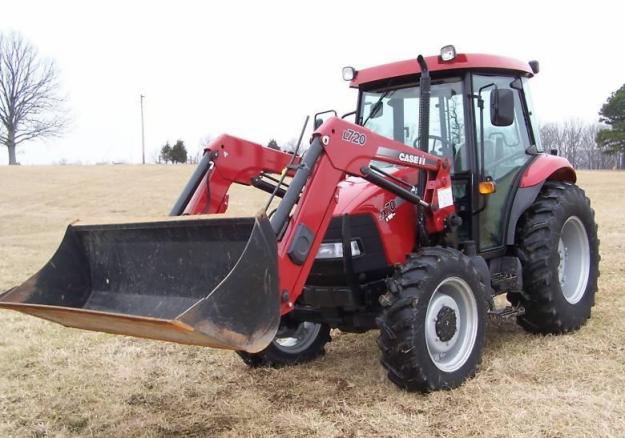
332, 168, 418, 266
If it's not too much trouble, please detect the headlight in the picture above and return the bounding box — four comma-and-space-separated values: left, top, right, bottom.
316, 240, 361, 259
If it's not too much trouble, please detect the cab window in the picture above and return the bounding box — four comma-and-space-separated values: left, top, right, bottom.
359, 77, 467, 173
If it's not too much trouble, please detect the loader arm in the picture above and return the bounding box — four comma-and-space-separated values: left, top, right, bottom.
181, 117, 454, 315
180, 134, 299, 215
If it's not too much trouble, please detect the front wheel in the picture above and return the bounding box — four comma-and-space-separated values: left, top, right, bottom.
513, 181, 600, 333
237, 320, 331, 367
377, 247, 488, 392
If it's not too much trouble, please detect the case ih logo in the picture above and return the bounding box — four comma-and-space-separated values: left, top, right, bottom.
398, 152, 426, 165
342, 129, 367, 145
376, 146, 433, 167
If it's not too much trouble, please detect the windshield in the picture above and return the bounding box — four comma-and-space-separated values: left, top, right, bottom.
359, 77, 466, 171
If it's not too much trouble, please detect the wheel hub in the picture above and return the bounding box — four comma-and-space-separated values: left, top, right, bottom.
273, 321, 322, 353
425, 277, 478, 373
558, 216, 590, 304
435, 306, 457, 342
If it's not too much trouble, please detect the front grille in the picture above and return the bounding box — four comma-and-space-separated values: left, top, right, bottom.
307, 214, 390, 286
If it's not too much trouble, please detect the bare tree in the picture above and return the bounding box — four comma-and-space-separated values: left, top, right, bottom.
563, 119, 585, 168
540, 120, 617, 169
581, 124, 601, 170
0, 32, 67, 165
540, 123, 565, 155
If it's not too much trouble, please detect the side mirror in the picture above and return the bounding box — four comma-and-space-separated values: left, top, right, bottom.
490, 88, 514, 126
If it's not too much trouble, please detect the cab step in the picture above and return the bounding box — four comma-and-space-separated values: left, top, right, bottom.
488, 305, 525, 321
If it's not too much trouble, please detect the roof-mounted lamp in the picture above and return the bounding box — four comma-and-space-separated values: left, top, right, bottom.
440, 45, 457, 62
342, 66, 357, 81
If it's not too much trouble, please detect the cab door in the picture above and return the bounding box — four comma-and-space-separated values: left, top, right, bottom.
471, 74, 533, 252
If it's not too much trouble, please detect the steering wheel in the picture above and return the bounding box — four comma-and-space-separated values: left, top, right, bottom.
488, 131, 519, 148
412, 135, 454, 158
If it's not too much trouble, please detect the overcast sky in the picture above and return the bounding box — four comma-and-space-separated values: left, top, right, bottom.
1, 0, 623, 165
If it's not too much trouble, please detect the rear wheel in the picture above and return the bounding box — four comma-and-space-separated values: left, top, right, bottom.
237, 320, 331, 367
377, 247, 488, 392
513, 181, 600, 333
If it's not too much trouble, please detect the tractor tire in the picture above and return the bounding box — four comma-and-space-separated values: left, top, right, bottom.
236, 321, 331, 367
377, 247, 489, 392
513, 181, 600, 334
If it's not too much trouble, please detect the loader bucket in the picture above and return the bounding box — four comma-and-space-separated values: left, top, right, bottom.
0, 214, 280, 353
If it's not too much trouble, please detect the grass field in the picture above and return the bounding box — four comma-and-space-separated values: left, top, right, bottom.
0, 165, 624, 437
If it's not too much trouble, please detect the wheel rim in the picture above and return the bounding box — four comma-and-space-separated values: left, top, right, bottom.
558, 216, 590, 304
425, 277, 478, 373
273, 322, 322, 354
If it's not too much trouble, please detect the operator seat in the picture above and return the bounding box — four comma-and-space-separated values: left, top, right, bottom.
453, 143, 467, 173
453, 139, 496, 174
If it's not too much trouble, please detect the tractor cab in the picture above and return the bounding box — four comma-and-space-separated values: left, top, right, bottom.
348, 46, 543, 253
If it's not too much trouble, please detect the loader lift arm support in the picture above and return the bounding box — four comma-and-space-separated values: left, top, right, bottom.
181, 134, 300, 215
180, 117, 454, 316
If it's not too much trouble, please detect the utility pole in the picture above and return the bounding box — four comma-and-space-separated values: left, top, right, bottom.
140, 94, 145, 164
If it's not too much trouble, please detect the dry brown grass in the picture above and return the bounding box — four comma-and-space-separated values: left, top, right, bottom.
0, 165, 624, 437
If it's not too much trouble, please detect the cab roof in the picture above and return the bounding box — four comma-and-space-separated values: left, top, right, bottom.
350, 53, 534, 88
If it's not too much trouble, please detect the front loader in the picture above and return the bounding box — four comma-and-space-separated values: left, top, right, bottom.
0, 47, 600, 391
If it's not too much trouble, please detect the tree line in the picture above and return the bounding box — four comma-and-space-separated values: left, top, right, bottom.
174, 121, 625, 168
158, 138, 283, 164
540, 121, 621, 170
540, 83, 625, 170
158, 140, 188, 164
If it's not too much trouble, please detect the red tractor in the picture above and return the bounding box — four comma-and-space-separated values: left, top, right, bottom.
0, 46, 600, 391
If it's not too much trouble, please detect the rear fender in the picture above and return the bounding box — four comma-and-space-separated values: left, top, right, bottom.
519, 154, 576, 188
506, 154, 576, 244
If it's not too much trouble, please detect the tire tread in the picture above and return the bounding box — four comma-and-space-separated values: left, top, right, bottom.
377, 247, 488, 392
513, 181, 600, 334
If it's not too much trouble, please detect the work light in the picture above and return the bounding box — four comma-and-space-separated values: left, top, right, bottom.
342, 66, 357, 81
440, 45, 457, 61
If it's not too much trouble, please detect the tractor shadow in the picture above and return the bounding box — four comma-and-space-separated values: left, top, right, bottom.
484, 317, 528, 352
